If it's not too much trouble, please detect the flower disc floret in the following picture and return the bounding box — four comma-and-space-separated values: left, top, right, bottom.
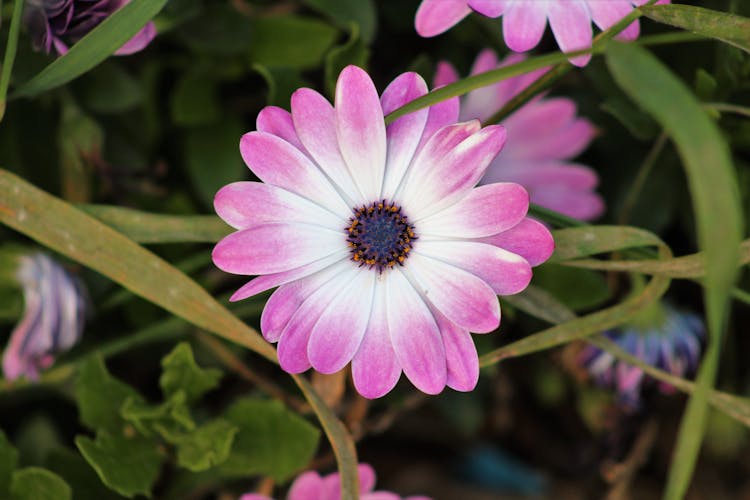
212, 65, 555, 398
347, 200, 416, 271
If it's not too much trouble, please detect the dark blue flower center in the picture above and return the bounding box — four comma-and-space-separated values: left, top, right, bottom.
346, 200, 416, 272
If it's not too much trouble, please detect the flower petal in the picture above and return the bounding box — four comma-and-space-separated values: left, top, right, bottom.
386, 270, 446, 394
399, 123, 507, 219
417, 182, 528, 238
277, 268, 354, 373
503, 1, 548, 52
255, 106, 305, 151
335, 66, 387, 201
468, 0, 507, 17
380, 72, 430, 199
260, 261, 348, 342
478, 217, 554, 266
416, 240, 532, 296
287, 471, 325, 500
461, 49, 502, 122
415, 0, 471, 37
547, 0, 593, 66
240, 131, 350, 214
407, 253, 500, 333
291, 88, 362, 204
212, 223, 342, 276
433, 61, 459, 88
214, 182, 342, 231
587, 0, 639, 41
228, 251, 348, 302
114, 21, 155, 55
352, 283, 402, 399
434, 310, 479, 391
307, 269, 375, 374
501, 98, 578, 157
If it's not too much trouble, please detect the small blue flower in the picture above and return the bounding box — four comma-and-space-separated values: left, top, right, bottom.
2, 253, 87, 381
580, 303, 704, 409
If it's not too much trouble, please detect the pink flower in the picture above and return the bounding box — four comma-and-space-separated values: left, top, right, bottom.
435, 50, 604, 220
239, 463, 431, 500
415, 0, 671, 66
2, 253, 87, 381
212, 65, 554, 398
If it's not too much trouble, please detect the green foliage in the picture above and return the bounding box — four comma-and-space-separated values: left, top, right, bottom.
75, 357, 145, 433
170, 71, 221, 127
325, 23, 370, 97
532, 265, 611, 311
0, 431, 20, 497
220, 399, 320, 482
172, 419, 238, 472
304, 0, 377, 43
77, 62, 143, 115
160, 342, 222, 403
75, 434, 161, 498
248, 16, 338, 69
10, 468, 71, 500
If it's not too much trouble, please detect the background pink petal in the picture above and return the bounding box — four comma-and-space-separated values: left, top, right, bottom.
415, 0, 471, 37
468, 0, 507, 17
547, 0, 593, 66
503, 2, 548, 52
586, 0, 640, 41
287, 471, 325, 500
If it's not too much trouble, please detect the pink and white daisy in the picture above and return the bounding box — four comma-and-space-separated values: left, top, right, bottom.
240, 463, 431, 500
415, 0, 671, 66
212, 65, 553, 398
435, 50, 604, 220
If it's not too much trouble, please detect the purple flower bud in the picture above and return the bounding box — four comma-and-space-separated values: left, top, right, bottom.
2, 253, 87, 381
23, 0, 156, 56
579, 303, 705, 410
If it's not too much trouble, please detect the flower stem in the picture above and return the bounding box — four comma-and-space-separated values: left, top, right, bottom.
0, 0, 23, 122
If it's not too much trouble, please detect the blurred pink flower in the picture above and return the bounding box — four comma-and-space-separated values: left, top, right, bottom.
2, 253, 86, 381
435, 50, 604, 220
239, 463, 431, 500
212, 65, 553, 398
415, 0, 671, 66
24, 0, 156, 56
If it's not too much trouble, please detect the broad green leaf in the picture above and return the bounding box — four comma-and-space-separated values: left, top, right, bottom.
641, 4, 750, 54
0, 430, 19, 497
120, 392, 195, 439
304, 0, 377, 43
325, 23, 370, 97
78, 205, 230, 244
531, 265, 610, 311
13, 0, 168, 97
173, 419, 238, 472
77, 62, 143, 115
0, 170, 359, 498
248, 16, 338, 69
75, 357, 144, 434
607, 42, 743, 500
550, 225, 665, 261
10, 468, 71, 500
183, 117, 246, 208
601, 97, 659, 141
221, 399, 320, 482
76, 434, 162, 498
160, 343, 222, 403
170, 72, 221, 127
45, 449, 123, 500
173, 4, 253, 55
252, 64, 306, 107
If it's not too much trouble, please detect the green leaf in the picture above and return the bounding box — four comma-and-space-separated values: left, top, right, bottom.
304, 0, 377, 43
120, 392, 195, 438
77, 62, 143, 115
607, 42, 743, 500
160, 343, 222, 403
252, 65, 306, 107
75, 434, 162, 498
10, 468, 71, 500
531, 265, 611, 311
13, 0, 168, 97
248, 16, 338, 69
75, 357, 144, 434
0, 430, 19, 497
601, 97, 659, 141
170, 72, 221, 127
221, 399, 320, 482
78, 205, 230, 244
641, 4, 750, 54
173, 5, 253, 55
45, 449, 124, 500
183, 117, 246, 208
325, 23, 370, 97
172, 419, 238, 472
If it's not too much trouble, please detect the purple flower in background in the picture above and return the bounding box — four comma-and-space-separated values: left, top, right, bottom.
23, 0, 156, 56
415, 0, 671, 66
240, 463, 431, 500
579, 303, 704, 409
212, 65, 554, 398
436, 50, 604, 221
2, 253, 87, 381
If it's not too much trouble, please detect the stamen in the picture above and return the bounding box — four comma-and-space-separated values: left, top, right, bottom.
345, 199, 417, 272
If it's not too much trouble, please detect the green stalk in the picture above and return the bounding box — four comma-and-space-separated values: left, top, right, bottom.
0, 0, 23, 122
